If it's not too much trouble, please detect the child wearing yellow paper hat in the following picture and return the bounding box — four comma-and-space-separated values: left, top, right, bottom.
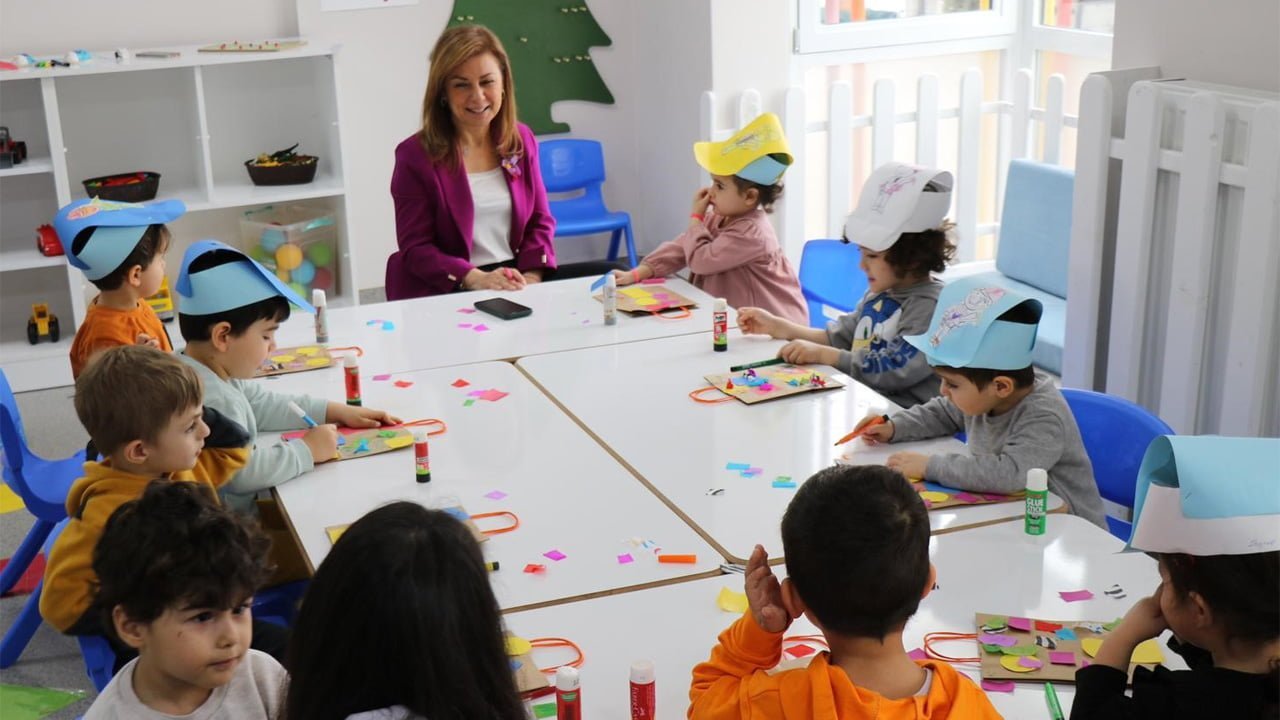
611, 113, 808, 323
1071, 436, 1279, 719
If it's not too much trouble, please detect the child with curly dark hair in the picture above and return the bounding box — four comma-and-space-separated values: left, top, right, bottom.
738, 162, 956, 407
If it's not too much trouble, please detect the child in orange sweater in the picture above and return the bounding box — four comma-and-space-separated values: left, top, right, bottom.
689, 464, 1000, 720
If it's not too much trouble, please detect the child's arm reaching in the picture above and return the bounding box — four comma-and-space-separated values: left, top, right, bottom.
1070, 591, 1170, 719
690, 545, 791, 718
737, 307, 829, 343
913, 412, 1067, 493
887, 396, 966, 442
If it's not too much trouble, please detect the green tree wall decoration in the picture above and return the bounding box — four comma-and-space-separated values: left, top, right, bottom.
448, 1, 615, 135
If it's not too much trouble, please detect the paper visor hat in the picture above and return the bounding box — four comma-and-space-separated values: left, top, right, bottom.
903, 276, 1042, 370
844, 162, 953, 252
176, 239, 315, 316
693, 113, 793, 186
55, 197, 186, 281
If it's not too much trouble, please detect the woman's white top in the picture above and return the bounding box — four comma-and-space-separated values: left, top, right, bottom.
468, 168, 515, 268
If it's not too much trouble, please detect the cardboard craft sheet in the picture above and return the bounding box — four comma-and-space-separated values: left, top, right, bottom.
595, 284, 699, 314
975, 612, 1163, 683
703, 364, 845, 405
256, 345, 333, 377
280, 426, 414, 461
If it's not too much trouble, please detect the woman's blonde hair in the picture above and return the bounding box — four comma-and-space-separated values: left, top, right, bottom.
419, 25, 523, 165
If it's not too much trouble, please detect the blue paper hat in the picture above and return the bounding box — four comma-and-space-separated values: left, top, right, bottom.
54, 197, 186, 281
1126, 436, 1280, 555
903, 276, 1042, 370
176, 239, 314, 316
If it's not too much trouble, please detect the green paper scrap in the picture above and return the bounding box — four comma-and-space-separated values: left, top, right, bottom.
0, 684, 87, 720
1103, 617, 1123, 632
533, 701, 557, 718
981, 616, 1008, 631
982, 643, 1005, 653
464, 399, 476, 407
377, 430, 397, 438
1001, 644, 1040, 656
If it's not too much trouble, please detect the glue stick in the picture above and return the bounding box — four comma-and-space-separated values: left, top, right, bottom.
629, 660, 655, 720
313, 289, 329, 344
1025, 468, 1047, 536
343, 353, 362, 407
713, 298, 728, 352
413, 429, 430, 483
603, 273, 617, 326
555, 666, 581, 720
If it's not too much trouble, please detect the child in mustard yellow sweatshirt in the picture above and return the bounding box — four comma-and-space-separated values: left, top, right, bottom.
689, 465, 1000, 720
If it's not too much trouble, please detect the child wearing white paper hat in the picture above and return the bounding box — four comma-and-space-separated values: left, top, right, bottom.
612, 113, 809, 323
54, 197, 186, 378
857, 276, 1108, 528
738, 162, 955, 407
1071, 435, 1280, 720
175, 240, 400, 513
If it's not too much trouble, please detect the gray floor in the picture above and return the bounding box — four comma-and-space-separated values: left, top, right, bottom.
1, 384, 96, 717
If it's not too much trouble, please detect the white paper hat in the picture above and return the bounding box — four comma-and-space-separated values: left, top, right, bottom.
843, 162, 953, 252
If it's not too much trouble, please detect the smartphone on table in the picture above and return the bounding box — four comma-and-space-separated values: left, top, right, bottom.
474, 297, 533, 320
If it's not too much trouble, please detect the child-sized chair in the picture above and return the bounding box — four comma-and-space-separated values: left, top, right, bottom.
1062, 388, 1175, 540
539, 139, 638, 269
798, 239, 868, 329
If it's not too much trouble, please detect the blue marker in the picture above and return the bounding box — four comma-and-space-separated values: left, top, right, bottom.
288, 401, 319, 428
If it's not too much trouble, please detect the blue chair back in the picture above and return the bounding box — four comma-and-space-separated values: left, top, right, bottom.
1, 370, 31, 491
798, 240, 868, 328
1061, 388, 1174, 540
540, 139, 607, 209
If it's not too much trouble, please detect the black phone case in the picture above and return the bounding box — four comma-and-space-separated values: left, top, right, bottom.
474, 299, 533, 320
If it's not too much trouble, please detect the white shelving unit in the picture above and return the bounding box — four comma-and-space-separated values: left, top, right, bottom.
0, 43, 357, 392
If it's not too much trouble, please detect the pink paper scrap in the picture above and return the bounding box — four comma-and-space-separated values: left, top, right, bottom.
543, 549, 567, 562
484, 490, 508, 500
981, 679, 1016, 693
1018, 656, 1044, 669
906, 648, 928, 661
472, 324, 490, 332
953, 492, 982, 503
478, 389, 509, 402
394, 380, 413, 388
652, 293, 670, 300
616, 553, 634, 565
452, 379, 470, 388
372, 373, 392, 381
1049, 651, 1076, 665
639, 278, 665, 285
755, 383, 775, 393
785, 644, 816, 658
1007, 617, 1033, 632
1059, 589, 1095, 602
457, 307, 477, 314
457, 323, 473, 329
979, 633, 1018, 647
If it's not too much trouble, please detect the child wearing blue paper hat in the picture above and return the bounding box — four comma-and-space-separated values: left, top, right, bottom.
611, 113, 809, 323
175, 240, 400, 513
1071, 435, 1280, 719
858, 276, 1107, 528
738, 162, 956, 407
54, 197, 186, 378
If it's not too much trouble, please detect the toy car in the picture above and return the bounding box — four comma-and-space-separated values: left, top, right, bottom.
27, 303, 60, 344
35, 224, 64, 256
146, 277, 175, 322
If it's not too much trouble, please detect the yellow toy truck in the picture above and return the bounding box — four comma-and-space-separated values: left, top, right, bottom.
146, 277, 175, 322
27, 303, 60, 344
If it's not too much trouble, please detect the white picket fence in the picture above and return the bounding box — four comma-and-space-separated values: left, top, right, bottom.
699, 67, 1076, 263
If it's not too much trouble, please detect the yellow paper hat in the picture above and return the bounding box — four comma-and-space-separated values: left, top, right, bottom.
693, 113, 793, 185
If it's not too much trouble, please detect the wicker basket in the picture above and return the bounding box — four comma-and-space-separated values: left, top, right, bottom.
82, 171, 161, 202
244, 156, 319, 186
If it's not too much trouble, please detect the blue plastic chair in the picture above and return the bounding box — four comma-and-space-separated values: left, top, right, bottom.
798, 239, 868, 328
0, 515, 70, 669
539, 139, 638, 268
1062, 389, 1175, 540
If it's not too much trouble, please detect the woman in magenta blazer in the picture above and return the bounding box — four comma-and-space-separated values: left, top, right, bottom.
386, 25, 557, 300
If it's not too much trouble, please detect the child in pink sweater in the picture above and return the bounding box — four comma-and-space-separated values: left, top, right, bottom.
612, 113, 808, 323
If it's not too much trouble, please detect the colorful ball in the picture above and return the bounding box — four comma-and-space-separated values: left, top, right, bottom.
306, 242, 333, 267
276, 268, 291, 282
312, 267, 334, 291
260, 227, 287, 253
291, 258, 316, 285
275, 243, 303, 271
248, 244, 275, 268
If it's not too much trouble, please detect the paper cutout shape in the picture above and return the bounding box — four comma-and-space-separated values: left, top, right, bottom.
457, 307, 477, 314
464, 399, 476, 407
473, 324, 490, 332
907, 648, 928, 661
543, 549, 567, 562
485, 490, 508, 500
979, 633, 1018, 647
452, 379, 470, 388
717, 587, 749, 614
1007, 617, 1032, 632
981, 679, 1016, 693
981, 616, 1008, 632
785, 643, 816, 658
1049, 651, 1076, 666
772, 478, 797, 489
524, 563, 546, 574
978, 611, 1162, 684
256, 345, 334, 377
1000, 654, 1037, 673
599, 285, 698, 314
468, 389, 510, 402
1059, 589, 1094, 602
458, 323, 473, 329
506, 631, 550, 694
1035, 620, 1064, 631
1002, 645, 1040, 656
617, 553, 634, 565
726, 462, 750, 471
1018, 655, 1044, 669
704, 364, 844, 405
506, 636, 533, 656
1056, 628, 1078, 641
372, 373, 392, 381
533, 702, 557, 719
282, 426, 414, 461
394, 380, 414, 388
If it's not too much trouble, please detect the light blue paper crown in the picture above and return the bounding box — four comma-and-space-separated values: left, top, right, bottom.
54, 197, 186, 281
176, 239, 314, 316
1126, 435, 1280, 555
736, 155, 790, 186
903, 276, 1042, 370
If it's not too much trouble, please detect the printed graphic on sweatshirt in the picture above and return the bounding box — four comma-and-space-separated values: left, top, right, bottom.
851, 293, 919, 374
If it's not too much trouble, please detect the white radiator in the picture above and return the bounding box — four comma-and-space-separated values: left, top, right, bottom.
1066, 68, 1280, 436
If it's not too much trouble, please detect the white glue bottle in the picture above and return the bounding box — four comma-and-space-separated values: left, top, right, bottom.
313, 288, 329, 344
1025, 468, 1047, 536
603, 273, 618, 326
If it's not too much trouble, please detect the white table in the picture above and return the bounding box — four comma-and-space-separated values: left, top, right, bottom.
268, 276, 718, 378
506, 515, 1172, 718
269, 362, 721, 611
517, 332, 1064, 563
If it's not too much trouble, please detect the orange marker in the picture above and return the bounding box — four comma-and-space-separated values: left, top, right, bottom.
657, 554, 697, 564
833, 414, 889, 446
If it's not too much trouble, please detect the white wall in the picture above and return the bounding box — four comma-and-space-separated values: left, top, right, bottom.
1111, 0, 1279, 92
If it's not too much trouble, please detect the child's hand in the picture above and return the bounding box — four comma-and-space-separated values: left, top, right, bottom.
328, 404, 402, 429
135, 333, 161, 349
860, 417, 895, 444
736, 307, 779, 337
887, 451, 929, 480
522, 269, 543, 285
691, 187, 712, 218
1095, 588, 1169, 670
301, 424, 340, 464
463, 268, 525, 291
745, 544, 792, 633
778, 339, 836, 366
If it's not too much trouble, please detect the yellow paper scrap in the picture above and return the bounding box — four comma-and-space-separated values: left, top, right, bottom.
717, 586, 749, 614
1000, 654, 1037, 673
918, 491, 950, 503
296, 346, 320, 356
618, 287, 648, 299
0, 483, 25, 514
383, 435, 414, 450
635, 298, 658, 307
1079, 636, 1163, 664
325, 524, 349, 545
270, 355, 296, 364
506, 636, 533, 656
1081, 637, 1102, 658
305, 358, 330, 367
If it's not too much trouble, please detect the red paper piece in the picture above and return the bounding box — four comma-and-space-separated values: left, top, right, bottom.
451, 379, 470, 388
394, 380, 414, 388
1035, 620, 1064, 631
784, 644, 816, 658
523, 563, 546, 574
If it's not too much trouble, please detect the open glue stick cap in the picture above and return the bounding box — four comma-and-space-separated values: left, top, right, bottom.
1026, 468, 1048, 492
344, 352, 358, 368
630, 659, 655, 684
555, 666, 579, 691
312, 288, 326, 306
413, 429, 427, 443
714, 298, 727, 311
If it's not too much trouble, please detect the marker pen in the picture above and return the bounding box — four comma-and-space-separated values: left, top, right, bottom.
313, 289, 329, 344
343, 353, 362, 406
413, 429, 430, 483
287, 401, 319, 428
555, 666, 580, 720
712, 298, 728, 352
603, 273, 617, 326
